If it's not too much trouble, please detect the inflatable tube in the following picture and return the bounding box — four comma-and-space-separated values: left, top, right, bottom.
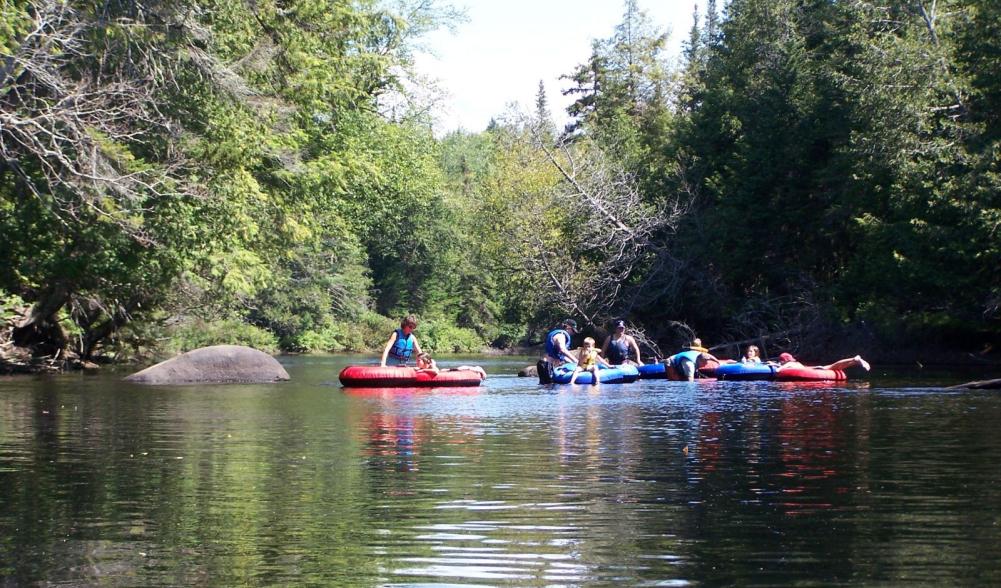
637, 362, 669, 379
636, 359, 720, 380
619, 364, 640, 382
715, 362, 777, 381
339, 365, 485, 388
343, 386, 481, 397
699, 359, 720, 378
549, 363, 635, 385
774, 367, 846, 381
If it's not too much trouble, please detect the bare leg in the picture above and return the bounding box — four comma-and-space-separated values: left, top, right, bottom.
824, 356, 871, 371
679, 359, 696, 381
591, 366, 600, 386
569, 367, 582, 384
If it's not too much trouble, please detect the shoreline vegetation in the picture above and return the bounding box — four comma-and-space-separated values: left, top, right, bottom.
2, 1, 998, 375
3, 299, 998, 375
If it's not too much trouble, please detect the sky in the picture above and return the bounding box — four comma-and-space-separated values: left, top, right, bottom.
412, 0, 707, 134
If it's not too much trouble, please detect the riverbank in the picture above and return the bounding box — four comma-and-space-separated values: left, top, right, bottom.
4, 309, 998, 376
0, 343, 101, 374
5, 340, 999, 378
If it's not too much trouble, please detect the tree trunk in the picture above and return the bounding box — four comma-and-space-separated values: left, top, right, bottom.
11, 284, 70, 357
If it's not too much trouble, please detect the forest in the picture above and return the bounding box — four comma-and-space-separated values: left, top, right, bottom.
2, 0, 999, 371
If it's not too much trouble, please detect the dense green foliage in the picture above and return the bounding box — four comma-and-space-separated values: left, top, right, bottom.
668, 0, 1001, 350
2, 0, 998, 365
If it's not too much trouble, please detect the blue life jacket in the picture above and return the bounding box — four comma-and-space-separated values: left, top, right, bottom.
389, 329, 415, 362
606, 336, 630, 364
545, 329, 571, 359
670, 349, 702, 367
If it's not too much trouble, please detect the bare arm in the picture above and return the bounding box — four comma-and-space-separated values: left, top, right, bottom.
379, 331, 398, 367
556, 334, 577, 363
628, 336, 643, 364
412, 336, 423, 358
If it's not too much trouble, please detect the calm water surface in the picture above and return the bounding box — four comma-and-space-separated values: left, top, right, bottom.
2, 355, 1001, 586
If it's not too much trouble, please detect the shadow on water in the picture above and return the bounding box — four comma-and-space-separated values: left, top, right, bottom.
1, 354, 1000, 585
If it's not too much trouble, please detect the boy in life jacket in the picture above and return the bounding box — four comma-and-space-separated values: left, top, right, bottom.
569, 337, 612, 385
380, 315, 424, 367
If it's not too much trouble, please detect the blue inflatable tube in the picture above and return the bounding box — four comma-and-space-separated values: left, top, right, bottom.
714, 362, 777, 381
551, 363, 638, 385
637, 362, 669, 379
619, 364, 640, 382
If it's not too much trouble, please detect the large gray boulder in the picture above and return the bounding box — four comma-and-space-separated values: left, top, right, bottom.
125, 345, 289, 385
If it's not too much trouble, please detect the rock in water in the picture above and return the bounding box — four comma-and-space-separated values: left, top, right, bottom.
125, 345, 289, 385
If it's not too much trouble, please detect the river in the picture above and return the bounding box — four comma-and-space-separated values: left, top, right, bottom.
2, 354, 1000, 586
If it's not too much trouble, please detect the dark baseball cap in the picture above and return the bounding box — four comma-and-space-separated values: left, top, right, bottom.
613, 319, 626, 328
563, 319, 577, 330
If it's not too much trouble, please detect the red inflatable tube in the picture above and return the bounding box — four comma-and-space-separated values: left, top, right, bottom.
339, 365, 485, 388
774, 367, 846, 381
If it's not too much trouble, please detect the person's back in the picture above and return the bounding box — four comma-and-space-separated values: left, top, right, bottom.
667, 349, 703, 380
666, 339, 718, 381
538, 319, 578, 383
544, 326, 574, 364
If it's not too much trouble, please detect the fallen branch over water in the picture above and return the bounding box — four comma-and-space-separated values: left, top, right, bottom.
947, 379, 1001, 390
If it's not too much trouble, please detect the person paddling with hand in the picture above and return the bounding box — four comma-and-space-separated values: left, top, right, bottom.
664, 338, 720, 382
537, 318, 578, 384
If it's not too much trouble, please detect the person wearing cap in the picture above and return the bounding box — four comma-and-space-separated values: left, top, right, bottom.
775, 352, 871, 372
664, 338, 720, 381
536, 319, 578, 384
601, 319, 643, 366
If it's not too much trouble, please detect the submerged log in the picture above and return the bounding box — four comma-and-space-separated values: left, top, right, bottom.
125, 345, 289, 385
947, 378, 1001, 390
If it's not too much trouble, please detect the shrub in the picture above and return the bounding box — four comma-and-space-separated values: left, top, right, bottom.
1, 290, 26, 325
161, 317, 278, 355
418, 317, 486, 354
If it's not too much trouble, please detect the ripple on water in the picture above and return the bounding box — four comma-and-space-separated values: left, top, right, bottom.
2, 358, 1001, 586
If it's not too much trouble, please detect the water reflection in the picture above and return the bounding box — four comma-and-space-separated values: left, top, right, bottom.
774, 392, 841, 515
1, 359, 1001, 586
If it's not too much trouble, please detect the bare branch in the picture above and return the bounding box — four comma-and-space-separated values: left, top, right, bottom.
505, 122, 690, 325
1, 0, 205, 243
